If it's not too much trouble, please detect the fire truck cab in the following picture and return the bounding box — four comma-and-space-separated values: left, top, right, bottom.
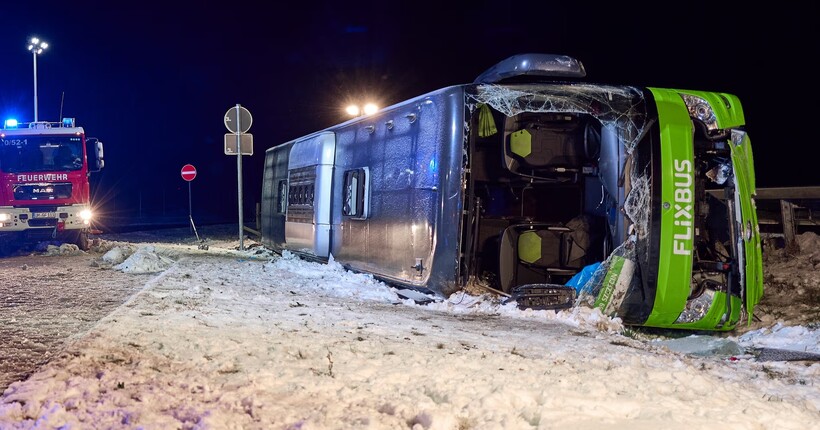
0, 118, 104, 255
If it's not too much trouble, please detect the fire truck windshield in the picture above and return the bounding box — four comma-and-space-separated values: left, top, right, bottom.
0, 136, 84, 173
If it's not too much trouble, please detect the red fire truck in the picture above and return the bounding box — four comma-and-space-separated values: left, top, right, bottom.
0, 118, 104, 255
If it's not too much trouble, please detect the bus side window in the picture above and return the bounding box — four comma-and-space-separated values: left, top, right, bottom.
343, 168, 369, 219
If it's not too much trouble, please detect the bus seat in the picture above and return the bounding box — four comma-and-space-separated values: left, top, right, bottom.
497, 223, 580, 293
503, 113, 584, 179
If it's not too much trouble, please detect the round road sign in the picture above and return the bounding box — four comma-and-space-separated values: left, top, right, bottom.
181, 164, 197, 182
224, 105, 252, 134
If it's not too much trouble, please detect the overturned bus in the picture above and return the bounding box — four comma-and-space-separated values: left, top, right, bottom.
260, 53, 762, 331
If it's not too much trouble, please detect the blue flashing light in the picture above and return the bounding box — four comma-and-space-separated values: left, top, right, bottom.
61, 118, 75, 127
4, 119, 18, 128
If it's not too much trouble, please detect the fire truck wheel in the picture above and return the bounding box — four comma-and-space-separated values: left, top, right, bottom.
74, 231, 90, 251
0, 237, 21, 257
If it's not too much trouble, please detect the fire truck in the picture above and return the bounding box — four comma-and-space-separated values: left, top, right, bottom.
0, 118, 104, 255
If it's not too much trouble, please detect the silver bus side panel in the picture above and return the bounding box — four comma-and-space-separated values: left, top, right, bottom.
331, 87, 465, 293
284, 132, 336, 258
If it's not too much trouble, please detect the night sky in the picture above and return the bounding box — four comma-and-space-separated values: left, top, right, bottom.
0, 2, 815, 227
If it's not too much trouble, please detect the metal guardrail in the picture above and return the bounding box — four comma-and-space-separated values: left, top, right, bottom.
243, 202, 263, 239
713, 186, 820, 252
753, 186, 820, 200
243, 225, 261, 238
755, 186, 819, 252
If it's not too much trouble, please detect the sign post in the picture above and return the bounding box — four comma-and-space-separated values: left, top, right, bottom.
224, 104, 253, 251
180, 164, 200, 241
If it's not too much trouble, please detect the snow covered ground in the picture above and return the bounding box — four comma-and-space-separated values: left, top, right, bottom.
0, 226, 818, 429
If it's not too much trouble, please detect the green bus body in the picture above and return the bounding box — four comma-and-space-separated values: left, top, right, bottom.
642, 89, 761, 331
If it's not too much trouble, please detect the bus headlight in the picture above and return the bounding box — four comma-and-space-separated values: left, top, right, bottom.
681, 94, 717, 131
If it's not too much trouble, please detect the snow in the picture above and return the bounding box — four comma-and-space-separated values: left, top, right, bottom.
114, 246, 176, 274
0, 227, 818, 429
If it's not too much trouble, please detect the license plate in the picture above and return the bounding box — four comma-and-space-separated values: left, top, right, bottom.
32, 212, 56, 219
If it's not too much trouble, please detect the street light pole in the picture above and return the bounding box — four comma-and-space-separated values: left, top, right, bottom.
27, 37, 48, 122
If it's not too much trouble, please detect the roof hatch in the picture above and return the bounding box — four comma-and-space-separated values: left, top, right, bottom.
473, 53, 586, 84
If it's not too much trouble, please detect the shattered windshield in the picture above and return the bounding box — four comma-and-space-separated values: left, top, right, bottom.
0, 135, 84, 173
467, 83, 648, 153
465, 83, 657, 317
466, 83, 652, 234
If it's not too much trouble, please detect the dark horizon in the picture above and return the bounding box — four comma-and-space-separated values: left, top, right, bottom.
1, 2, 815, 226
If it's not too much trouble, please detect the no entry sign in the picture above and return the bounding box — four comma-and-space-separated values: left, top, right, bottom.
181, 164, 197, 182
